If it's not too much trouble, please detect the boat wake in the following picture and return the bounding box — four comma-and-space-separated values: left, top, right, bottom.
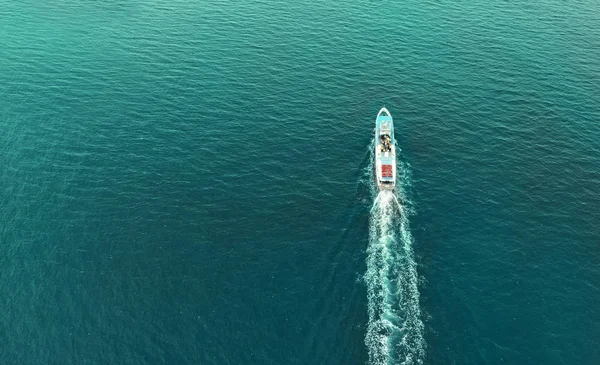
365, 159, 425, 365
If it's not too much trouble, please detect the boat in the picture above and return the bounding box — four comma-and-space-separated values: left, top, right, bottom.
375, 107, 396, 191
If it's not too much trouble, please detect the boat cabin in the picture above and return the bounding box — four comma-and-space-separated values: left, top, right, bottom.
379, 120, 393, 152
380, 134, 392, 152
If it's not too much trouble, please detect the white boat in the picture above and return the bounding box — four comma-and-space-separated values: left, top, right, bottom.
375, 107, 396, 191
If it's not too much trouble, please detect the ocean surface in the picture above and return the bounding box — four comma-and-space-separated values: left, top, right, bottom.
2, 1, 600, 364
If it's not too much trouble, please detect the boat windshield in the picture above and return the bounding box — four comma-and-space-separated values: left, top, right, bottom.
380, 120, 391, 133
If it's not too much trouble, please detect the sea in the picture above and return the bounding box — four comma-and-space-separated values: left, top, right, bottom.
1, 1, 600, 364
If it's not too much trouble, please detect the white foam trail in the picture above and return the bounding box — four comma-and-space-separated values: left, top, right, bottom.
365, 158, 425, 365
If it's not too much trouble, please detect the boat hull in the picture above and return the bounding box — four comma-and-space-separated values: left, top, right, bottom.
375, 107, 396, 191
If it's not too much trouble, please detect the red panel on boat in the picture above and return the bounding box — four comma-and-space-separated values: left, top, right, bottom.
382, 165, 393, 177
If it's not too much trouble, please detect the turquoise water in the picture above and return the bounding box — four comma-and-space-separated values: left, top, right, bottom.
2, 0, 600, 364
